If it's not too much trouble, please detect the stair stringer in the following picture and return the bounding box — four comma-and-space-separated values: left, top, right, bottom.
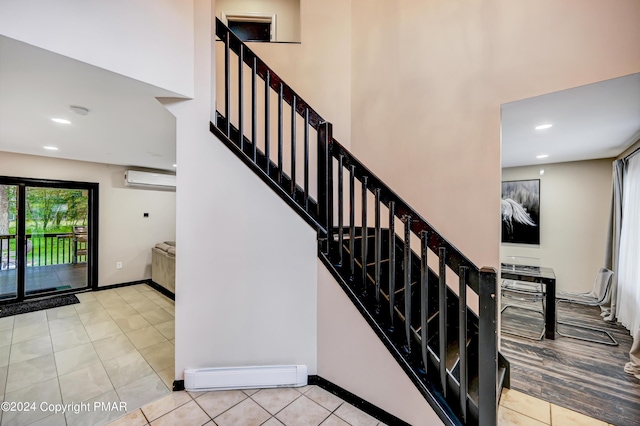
317, 259, 449, 426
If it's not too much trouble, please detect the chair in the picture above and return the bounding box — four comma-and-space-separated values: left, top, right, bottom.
73, 226, 88, 264
556, 268, 618, 346
501, 256, 546, 341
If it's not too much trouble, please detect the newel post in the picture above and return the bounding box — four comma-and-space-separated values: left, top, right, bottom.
317, 122, 333, 255
478, 266, 498, 426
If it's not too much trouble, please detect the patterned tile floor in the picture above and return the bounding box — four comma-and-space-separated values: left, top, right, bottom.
0, 284, 620, 425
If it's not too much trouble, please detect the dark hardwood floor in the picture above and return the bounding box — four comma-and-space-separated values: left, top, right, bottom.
500, 300, 640, 426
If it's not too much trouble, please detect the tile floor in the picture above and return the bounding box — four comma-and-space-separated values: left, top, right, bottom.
0, 284, 620, 425
499, 388, 614, 426
0, 284, 175, 425
104, 385, 616, 426
108, 385, 388, 426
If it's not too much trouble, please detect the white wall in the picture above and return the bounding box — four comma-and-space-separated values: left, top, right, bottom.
216, 0, 300, 42
171, 0, 318, 380
0, 151, 176, 287
0, 0, 194, 97
317, 261, 442, 425
501, 159, 613, 292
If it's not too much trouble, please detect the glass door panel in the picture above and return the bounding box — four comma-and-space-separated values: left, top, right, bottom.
24, 187, 89, 296
0, 184, 18, 300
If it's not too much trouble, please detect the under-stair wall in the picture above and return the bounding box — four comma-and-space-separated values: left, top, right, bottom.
170, 0, 319, 381
318, 260, 443, 425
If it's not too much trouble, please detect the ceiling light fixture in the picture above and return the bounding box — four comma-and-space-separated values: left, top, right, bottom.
535, 124, 553, 130
70, 105, 89, 116
43, 146, 59, 151
536, 154, 549, 159
51, 118, 71, 124
172, 164, 177, 168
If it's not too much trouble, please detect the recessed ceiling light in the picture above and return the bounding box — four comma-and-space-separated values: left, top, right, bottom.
51, 118, 71, 124
535, 124, 553, 130
43, 146, 59, 151
172, 164, 177, 168
536, 154, 549, 159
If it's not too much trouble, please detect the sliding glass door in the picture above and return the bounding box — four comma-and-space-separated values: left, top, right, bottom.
0, 184, 18, 300
0, 177, 98, 302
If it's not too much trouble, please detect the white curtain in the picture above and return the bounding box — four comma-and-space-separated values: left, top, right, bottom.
617, 152, 640, 338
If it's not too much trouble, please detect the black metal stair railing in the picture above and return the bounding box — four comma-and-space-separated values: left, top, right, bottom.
212, 18, 506, 426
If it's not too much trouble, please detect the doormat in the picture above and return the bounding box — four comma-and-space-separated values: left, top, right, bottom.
0, 294, 79, 317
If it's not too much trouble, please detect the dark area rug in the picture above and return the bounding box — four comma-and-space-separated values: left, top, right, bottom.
0, 294, 80, 317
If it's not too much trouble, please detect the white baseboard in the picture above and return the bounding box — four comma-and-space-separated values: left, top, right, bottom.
184, 365, 308, 391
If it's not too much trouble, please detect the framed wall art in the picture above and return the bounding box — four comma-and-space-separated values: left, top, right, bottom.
501, 179, 540, 244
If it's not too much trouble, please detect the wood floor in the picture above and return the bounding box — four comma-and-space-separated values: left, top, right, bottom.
500, 301, 640, 426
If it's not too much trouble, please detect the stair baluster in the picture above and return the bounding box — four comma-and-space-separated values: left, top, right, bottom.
361, 176, 369, 295
277, 83, 284, 184
304, 108, 310, 210
459, 266, 468, 422
348, 165, 356, 281
264, 70, 270, 174
439, 247, 447, 396
251, 56, 257, 162
238, 44, 244, 151
403, 215, 412, 353
420, 230, 429, 374
374, 188, 382, 310
337, 155, 344, 266
290, 95, 297, 195
388, 202, 396, 330
224, 31, 230, 138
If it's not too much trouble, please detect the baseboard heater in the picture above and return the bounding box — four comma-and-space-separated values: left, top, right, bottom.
183, 365, 308, 391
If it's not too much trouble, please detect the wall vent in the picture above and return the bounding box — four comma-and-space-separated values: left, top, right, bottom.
184, 365, 307, 391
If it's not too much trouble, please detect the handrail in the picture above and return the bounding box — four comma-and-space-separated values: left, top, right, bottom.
215, 17, 480, 292
216, 20, 324, 130
330, 139, 481, 293
213, 17, 500, 425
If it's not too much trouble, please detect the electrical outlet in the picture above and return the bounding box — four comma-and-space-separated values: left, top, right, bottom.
116, 262, 123, 269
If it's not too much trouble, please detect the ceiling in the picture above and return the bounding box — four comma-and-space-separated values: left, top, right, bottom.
0, 36, 180, 172
502, 72, 640, 168
1, 35, 639, 172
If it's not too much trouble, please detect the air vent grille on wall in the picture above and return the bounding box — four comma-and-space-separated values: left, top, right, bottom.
124, 170, 176, 190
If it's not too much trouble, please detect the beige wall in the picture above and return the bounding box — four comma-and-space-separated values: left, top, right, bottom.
501, 159, 613, 292
317, 261, 441, 425
0, 151, 176, 287
236, 0, 352, 148
216, 0, 300, 42
350, 0, 640, 272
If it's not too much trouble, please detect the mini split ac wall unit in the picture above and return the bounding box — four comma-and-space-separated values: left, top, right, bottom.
124, 170, 176, 190
184, 365, 308, 392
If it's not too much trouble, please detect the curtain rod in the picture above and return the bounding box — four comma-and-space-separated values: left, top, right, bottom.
625, 145, 640, 161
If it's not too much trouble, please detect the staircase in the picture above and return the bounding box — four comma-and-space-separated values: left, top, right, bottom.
211, 18, 509, 426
